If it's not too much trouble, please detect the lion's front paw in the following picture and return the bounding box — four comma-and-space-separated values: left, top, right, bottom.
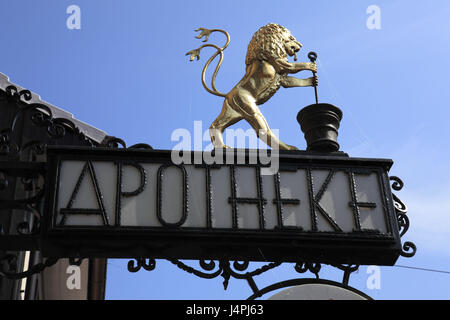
308, 62, 317, 73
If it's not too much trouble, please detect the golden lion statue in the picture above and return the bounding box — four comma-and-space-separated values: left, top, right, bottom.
187, 23, 317, 150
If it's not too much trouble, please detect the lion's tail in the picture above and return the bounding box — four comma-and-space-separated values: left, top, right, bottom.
186, 28, 230, 98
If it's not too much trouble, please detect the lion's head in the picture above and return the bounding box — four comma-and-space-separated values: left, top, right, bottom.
245, 23, 302, 65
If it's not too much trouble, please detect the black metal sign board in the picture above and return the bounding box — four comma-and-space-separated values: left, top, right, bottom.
43, 146, 402, 265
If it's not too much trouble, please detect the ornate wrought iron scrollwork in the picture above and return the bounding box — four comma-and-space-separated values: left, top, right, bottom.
0, 130, 19, 156
100, 135, 153, 150
0, 164, 45, 237
127, 258, 156, 272
0, 163, 51, 279
125, 258, 364, 298
100, 136, 127, 149
0, 85, 93, 279
0, 85, 96, 158
390, 176, 416, 258
68, 257, 84, 266
167, 259, 282, 291
399, 242, 417, 258
0, 83, 156, 281
331, 264, 360, 286
129, 258, 282, 292
5, 86, 33, 102
0, 254, 59, 280
15, 205, 41, 236
294, 262, 322, 278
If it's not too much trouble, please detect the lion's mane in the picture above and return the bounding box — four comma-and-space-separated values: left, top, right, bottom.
245, 23, 290, 65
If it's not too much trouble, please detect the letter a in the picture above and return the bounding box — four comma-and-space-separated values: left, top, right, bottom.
366, 5, 381, 30
66, 265, 81, 290
66, 5, 81, 30
59, 161, 110, 226
366, 265, 381, 290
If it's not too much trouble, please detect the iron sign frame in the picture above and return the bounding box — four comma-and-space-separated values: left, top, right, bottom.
42, 146, 402, 266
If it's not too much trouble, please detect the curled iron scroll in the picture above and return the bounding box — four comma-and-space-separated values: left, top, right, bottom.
389, 176, 416, 258
127, 258, 156, 272
295, 262, 321, 278
0, 255, 59, 280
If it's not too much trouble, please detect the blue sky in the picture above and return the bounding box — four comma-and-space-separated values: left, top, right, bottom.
1, 0, 450, 299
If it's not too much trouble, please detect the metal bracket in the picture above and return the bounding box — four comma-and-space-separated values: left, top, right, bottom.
126, 257, 361, 299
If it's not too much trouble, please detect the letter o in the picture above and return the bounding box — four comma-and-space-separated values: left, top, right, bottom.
156, 164, 188, 227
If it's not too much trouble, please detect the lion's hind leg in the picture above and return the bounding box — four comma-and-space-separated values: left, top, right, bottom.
246, 110, 298, 151
209, 100, 243, 149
